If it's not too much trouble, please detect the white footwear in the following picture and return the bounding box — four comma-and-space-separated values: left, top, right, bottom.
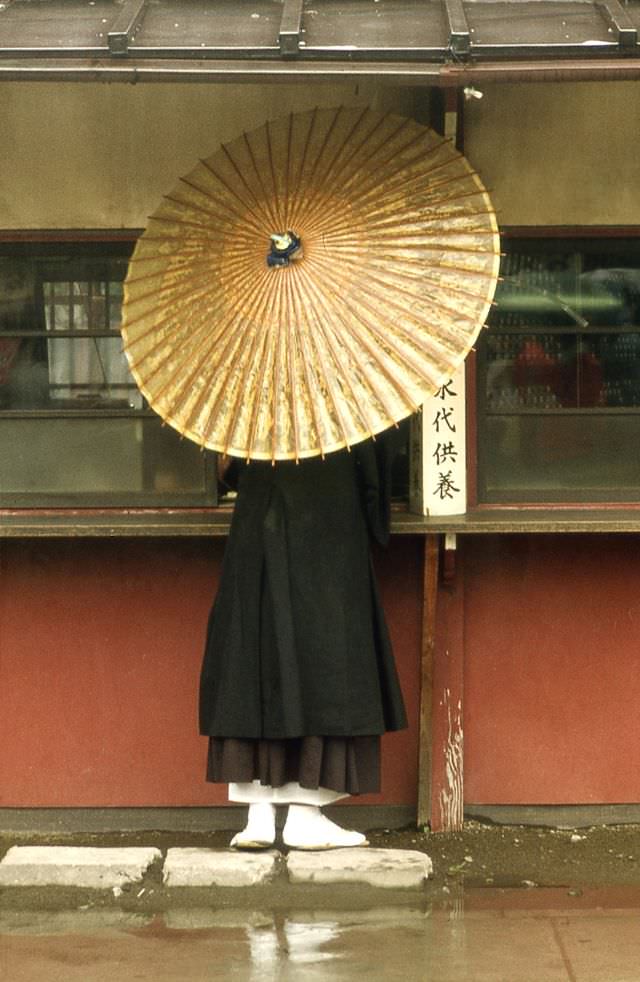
230, 802, 276, 850
283, 804, 369, 850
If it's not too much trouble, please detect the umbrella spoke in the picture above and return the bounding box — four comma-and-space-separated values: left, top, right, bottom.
286, 269, 353, 454
295, 263, 413, 425
199, 155, 273, 233
293, 268, 379, 439
302, 257, 449, 391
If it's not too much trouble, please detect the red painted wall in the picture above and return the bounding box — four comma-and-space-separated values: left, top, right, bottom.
0, 536, 420, 807
463, 534, 640, 804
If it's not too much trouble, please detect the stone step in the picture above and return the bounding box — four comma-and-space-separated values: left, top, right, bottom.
0, 845, 432, 890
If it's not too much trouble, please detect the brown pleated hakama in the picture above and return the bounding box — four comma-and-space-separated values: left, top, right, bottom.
207, 735, 381, 796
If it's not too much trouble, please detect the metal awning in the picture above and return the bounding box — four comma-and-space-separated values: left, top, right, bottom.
1, 0, 640, 82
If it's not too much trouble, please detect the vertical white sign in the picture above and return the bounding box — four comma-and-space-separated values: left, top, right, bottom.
409, 363, 467, 516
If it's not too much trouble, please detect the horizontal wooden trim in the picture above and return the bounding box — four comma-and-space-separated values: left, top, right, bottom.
395, 509, 640, 534
6, 507, 640, 537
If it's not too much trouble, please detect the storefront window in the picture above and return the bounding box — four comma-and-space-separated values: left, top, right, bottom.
477, 236, 640, 503
0, 241, 216, 507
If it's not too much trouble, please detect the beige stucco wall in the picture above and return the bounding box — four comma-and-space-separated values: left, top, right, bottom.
464, 81, 640, 226
3, 79, 639, 230
0, 81, 418, 229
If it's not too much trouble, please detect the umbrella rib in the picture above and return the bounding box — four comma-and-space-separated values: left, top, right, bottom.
287, 270, 352, 454
124, 254, 227, 289
264, 120, 284, 232
174, 176, 264, 233
200, 155, 271, 231
288, 107, 370, 226
123, 294, 244, 379
293, 268, 379, 439
310, 105, 371, 189
283, 275, 303, 459
286, 107, 317, 229
295, 265, 411, 423
282, 112, 293, 230
299, 117, 430, 230
360, 264, 495, 327
357, 257, 499, 308
299, 263, 443, 393
225, 283, 276, 459
122, 260, 255, 332
311, 149, 460, 226
333, 158, 476, 221
322, 109, 397, 184
144, 215, 224, 238
323, 248, 501, 279
304, 130, 450, 224
308, 253, 471, 362
175, 272, 277, 444
127, 264, 273, 406
296, 106, 343, 209
126, 283, 248, 398
269, 271, 286, 461
240, 130, 281, 233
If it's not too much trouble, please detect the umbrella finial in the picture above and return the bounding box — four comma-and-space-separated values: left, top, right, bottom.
267, 231, 303, 267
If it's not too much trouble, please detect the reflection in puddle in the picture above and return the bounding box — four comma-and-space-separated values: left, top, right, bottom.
4, 895, 640, 982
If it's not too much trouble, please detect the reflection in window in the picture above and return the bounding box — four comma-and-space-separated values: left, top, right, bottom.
478, 238, 640, 503
43, 280, 142, 408
0, 244, 216, 507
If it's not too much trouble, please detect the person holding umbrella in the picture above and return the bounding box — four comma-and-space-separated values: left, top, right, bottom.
120, 106, 499, 849
200, 427, 407, 850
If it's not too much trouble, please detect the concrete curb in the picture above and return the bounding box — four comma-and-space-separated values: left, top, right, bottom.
163, 848, 280, 887
0, 846, 432, 891
287, 848, 433, 889
0, 847, 161, 889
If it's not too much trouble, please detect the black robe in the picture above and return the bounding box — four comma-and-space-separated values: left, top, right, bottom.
199, 431, 407, 741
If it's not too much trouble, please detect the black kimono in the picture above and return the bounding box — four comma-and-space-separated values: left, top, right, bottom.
199, 430, 407, 795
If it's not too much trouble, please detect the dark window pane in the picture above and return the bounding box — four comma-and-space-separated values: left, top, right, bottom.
479, 237, 640, 503
481, 414, 640, 503
484, 332, 640, 411
1, 336, 142, 409
0, 416, 214, 505
0, 243, 216, 507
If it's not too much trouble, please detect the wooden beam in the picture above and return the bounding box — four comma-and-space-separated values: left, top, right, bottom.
108, 0, 148, 56
279, 0, 304, 57
417, 533, 440, 828
597, 0, 637, 48
443, 0, 471, 58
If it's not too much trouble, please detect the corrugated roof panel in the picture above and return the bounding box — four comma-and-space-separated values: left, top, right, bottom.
467, 1, 616, 51
131, 0, 281, 52
0, 0, 638, 68
301, 0, 448, 55
0, 0, 114, 51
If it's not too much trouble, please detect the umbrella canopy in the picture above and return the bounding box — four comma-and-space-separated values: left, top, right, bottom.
121, 106, 500, 460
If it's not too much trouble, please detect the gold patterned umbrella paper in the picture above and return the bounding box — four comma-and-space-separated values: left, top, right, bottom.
121, 106, 500, 460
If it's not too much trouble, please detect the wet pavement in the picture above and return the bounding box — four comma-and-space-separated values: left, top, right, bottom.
2, 890, 640, 981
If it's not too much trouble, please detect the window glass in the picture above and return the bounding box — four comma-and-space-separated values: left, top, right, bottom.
0, 244, 216, 507
477, 237, 640, 503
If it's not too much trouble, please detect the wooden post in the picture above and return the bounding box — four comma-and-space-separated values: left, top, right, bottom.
417, 533, 440, 828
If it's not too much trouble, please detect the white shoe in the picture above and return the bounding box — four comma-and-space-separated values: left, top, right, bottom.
283, 805, 369, 850
230, 802, 276, 850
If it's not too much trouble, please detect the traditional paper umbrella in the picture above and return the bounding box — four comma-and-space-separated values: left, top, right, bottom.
121, 106, 500, 460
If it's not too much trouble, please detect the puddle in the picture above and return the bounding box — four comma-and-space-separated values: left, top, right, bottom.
3, 892, 640, 981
